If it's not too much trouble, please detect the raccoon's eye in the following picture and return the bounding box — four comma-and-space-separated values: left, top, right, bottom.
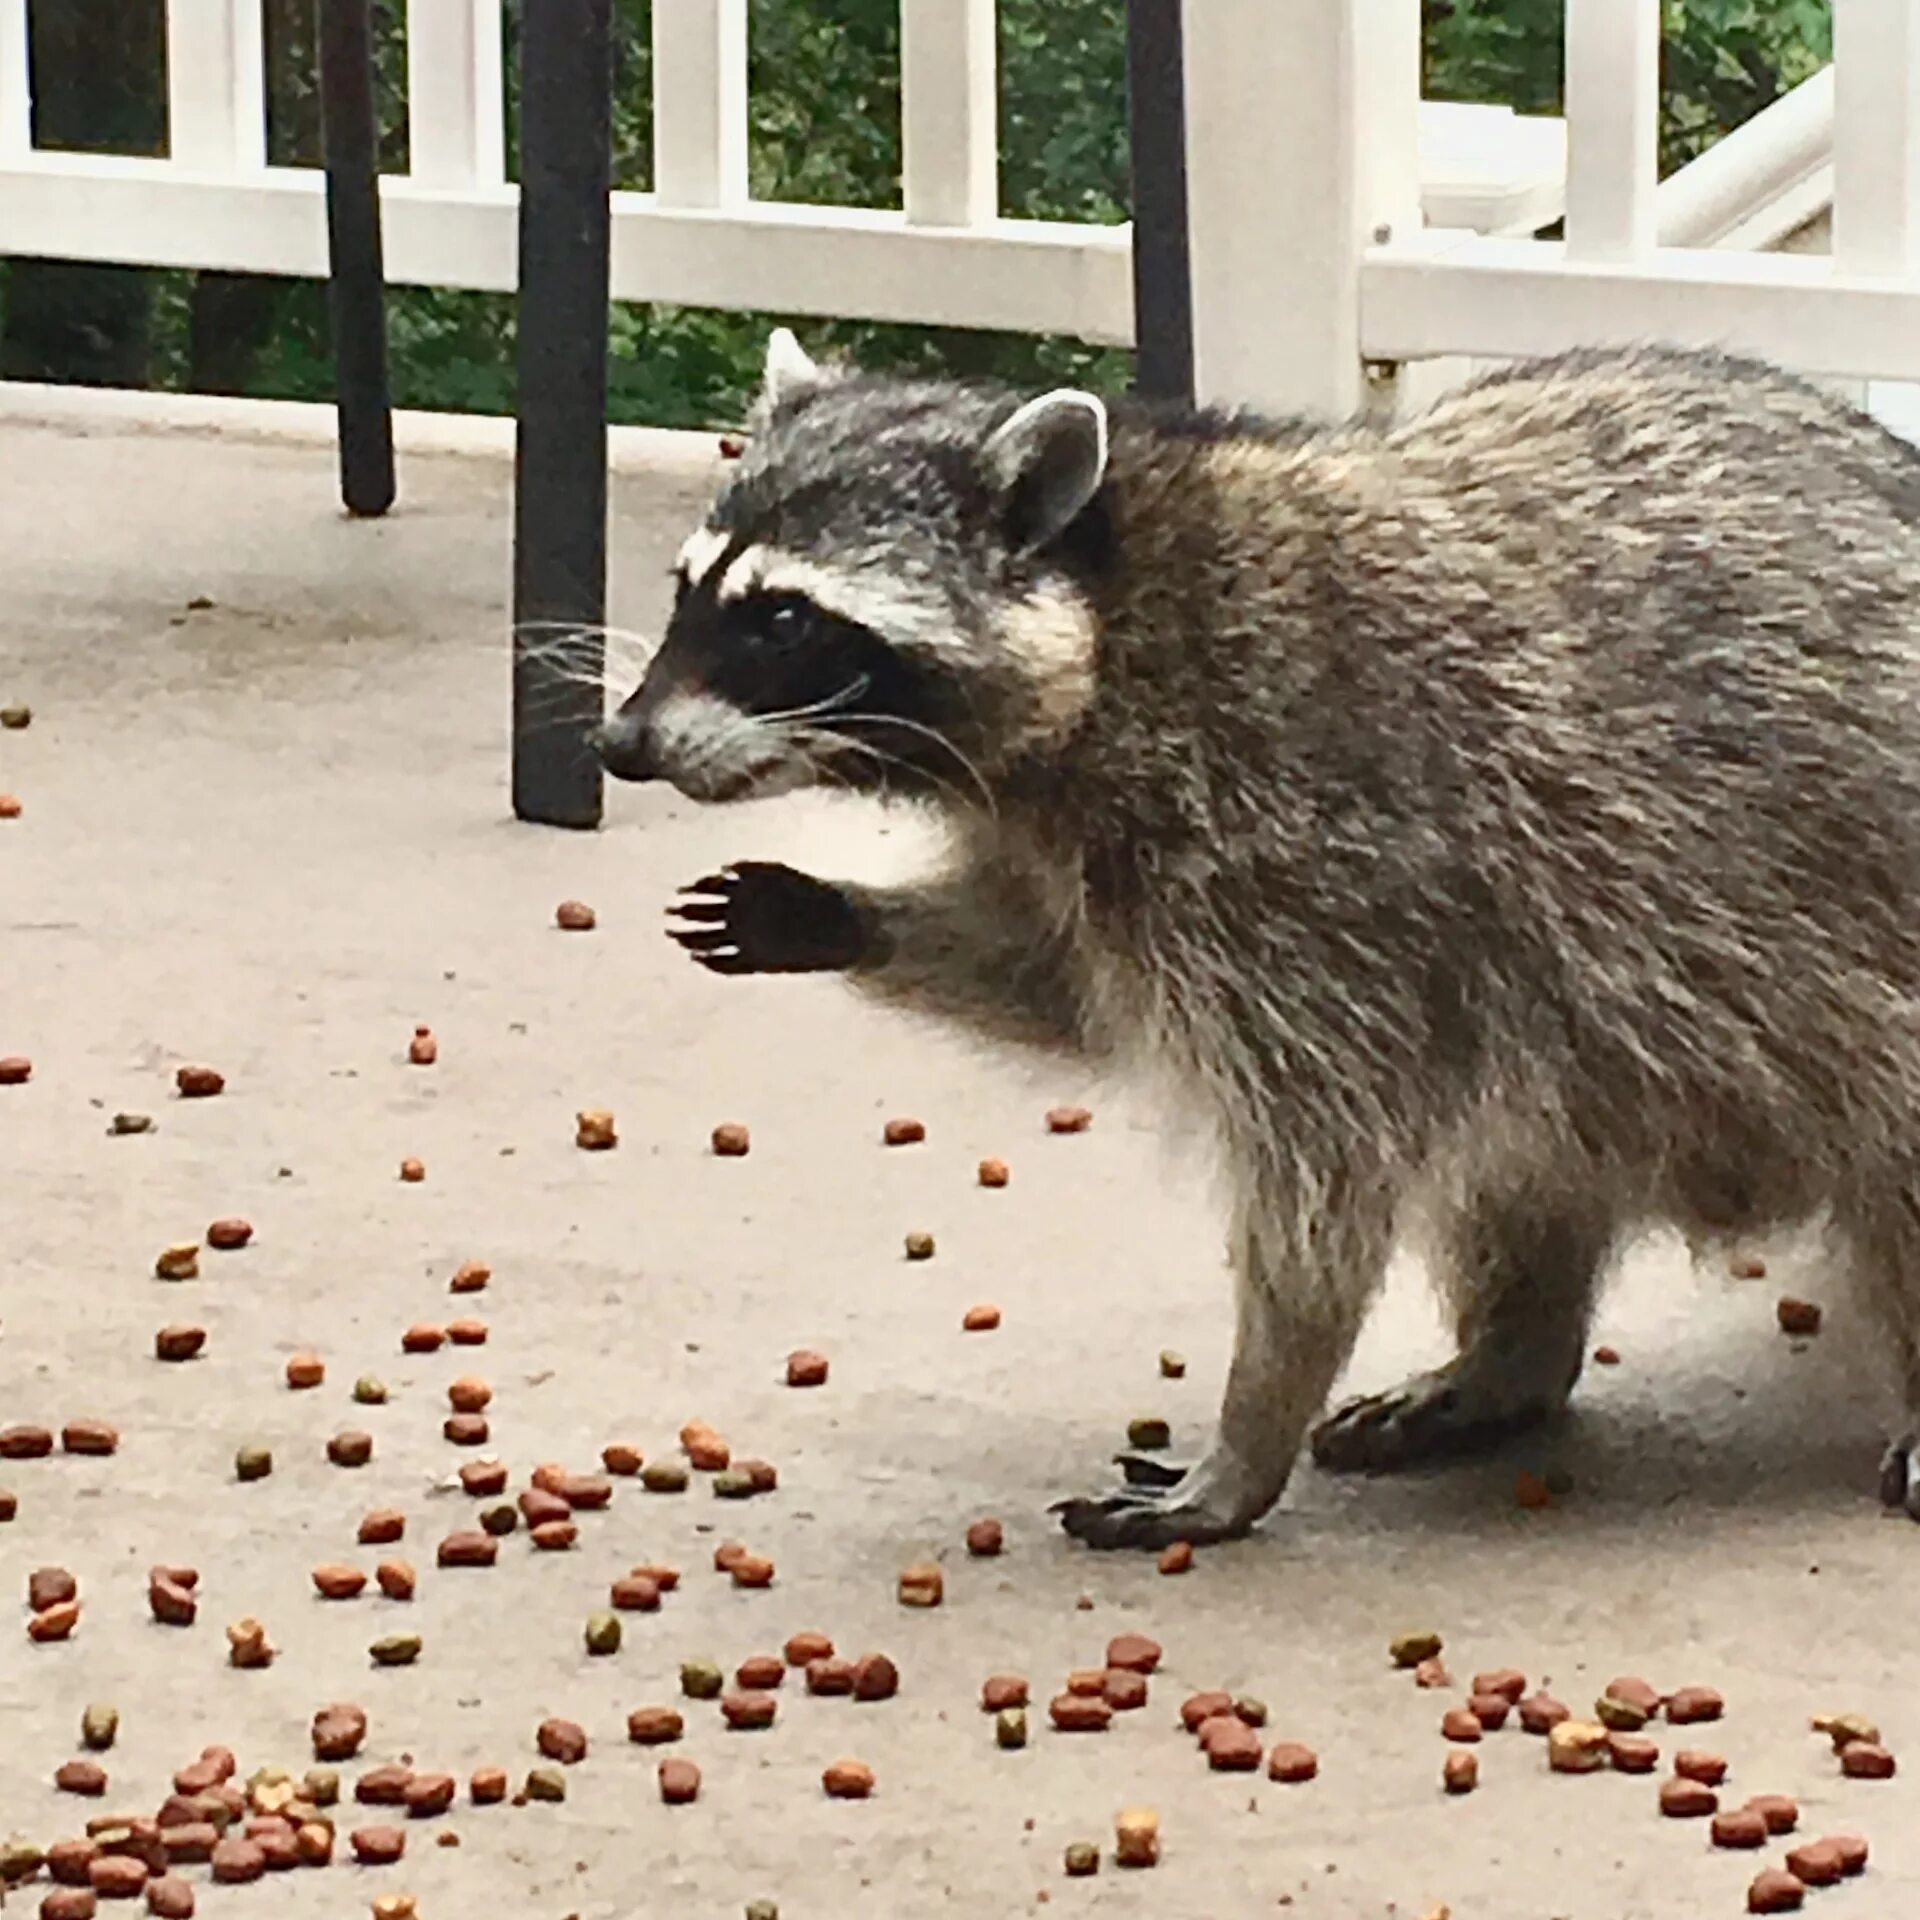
765, 601, 810, 646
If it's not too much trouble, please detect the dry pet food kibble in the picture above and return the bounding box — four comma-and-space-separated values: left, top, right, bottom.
904, 1231, 935, 1260
353, 1376, 388, 1405
627, 1707, 684, 1746
1777, 1297, 1822, 1334
148, 1571, 197, 1627
1712, 1808, 1770, 1850
312, 1706, 369, 1762
883, 1116, 926, 1145
1, 1423, 54, 1458
436, 1531, 497, 1568
1839, 1742, 1896, 1778
1675, 1749, 1728, 1785
407, 1027, 437, 1066
371, 1633, 423, 1668
402, 1324, 445, 1353
823, 1759, 875, 1800
602, 1442, 643, 1474
584, 1612, 622, 1657
1047, 1104, 1092, 1134
1747, 1869, 1807, 1914
1518, 1693, 1569, 1734
0, 1055, 30, 1084
1158, 1541, 1193, 1575
155, 1243, 199, 1280
376, 1560, 415, 1600
449, 1259, 491, 1294
1746, 1794, 1798, 1835
1443, 1750, 1479, 1794
155, 1325, 205, 1361
524, 1766, 566, 1803
1548, 1722, 1610, 1774
966, 1518, 1004, 1557
1608, 1733, 1660, 1773
359, 1509, 405, 1545
61, 1421, 118, 1457
81, 1703, 118, 1750
175, 1065, 224, 1099
31, 1598, 82, 1641
537, 1719, 587, 1764
398, 1158, 425, 1183
962, 1304, 1002, 1331
556, 899, 597, 930
329, 1430, 374, 1467
33, 1570, 77, 1618
1660, 1777, 1719, 1818
226, 1618, 272, 1667
1391, 1632, 1444, 1668
658, 1759, 701, 1805
898, 1562, 943, 1607
234, 1444, 272, 1482
286, 1353, 324, 1389
1113, 1807, 1158, 1868
1064, 1842, 1099, 1877
206, 1218, 252, 1251
1050, 1694, 1112, 1733
1267, 1742, 1319, 1783
711, 1121, 751, 1156
808, 1660, 855, 1696
1665, 1685, 1725, 1725
350, 1827, 405, 1865
978, 1157, 1009, 1187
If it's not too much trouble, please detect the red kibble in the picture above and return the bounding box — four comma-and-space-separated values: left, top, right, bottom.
0, 1423, 53, 1458
61, 1420, 118, 1458
208, 1838, 265, 1884
1660, 1777, 1719, 1818
1441, 1707, 1484, 1743
1268, 1742, 1320, 1783
31, 1598, 82, 1641
311, 1563, 368, 1600
1180, 1690, 1234, 1733
530, 1520, 577, 1551
285, 1353, 324, 1389
610, 1575, 661, 1612
1104, 1669, 1150, 1712
1745, 1795, 1798, 1836
627, 1707, 684, 1746
736, 1655, 786, 1691
1106, 1633, 1162, 1674
1593, 1344, 1622, 1365
328, 1427, 371, 1466
536, 1719, 587, 1764
1469, 1693, 1511, 1731
56, 1759, 109, 1796
1046, 1105, 1092, 1133
408, 1028, 437, 1067
401, 1324, 445, 1354
1049, 1695, 1112, 1733
358, 1509, 406, 1546
1608, 1733, 1660, 1774
807, 1658, 856, 1696
977, 1157, 1010, 1187
1471, 1668, 1527, 1702
1675, 1750, 1728, 1786
883, 1116, 926, 1146
459, 1459, 508, 1497
961, 1304, 1002, 1332
1776, 1297, 1822, 1336
470, 1768, 508, 1806
555, 900, 596, 932
0, 1054, 30, 1082
1158, 1541, 1193, 1575
1666, 1686, 1725, 1725
398, 1158, 425, 1183
1746, 1868, 1806, 1914
710, 1123, 750, 1157
965, 1517, 1004, 1557
658, 1759, 702, 1804
852, 1654, 900, 1702
206, 1218, 252, 1251
1443, 1750, 1479, 1794
174, 1065, 224, 1099
1518, 1693, 1570, 1735
982, 1675, 1029, 1712
349, 1826, 405, 1865
1839, 1742, 1896, 1779
436, 1531, 497, 1568
730, 1553, 775, 1589
376, 1560, 415, 1601
1200, 1716, 1263, 1771
721, 1691, 778, 1730
449, 1260, 490, 1294
786, 1349, 829, 1387
1712, 1808, 1770, 1850
447, 1318, 488, 1346
785, 1631, 834, 1667
822, 1759, 875, 1800
154, 1325, 206, 1362
602, 1443, 643, 1476
447, 1376, 492, 1413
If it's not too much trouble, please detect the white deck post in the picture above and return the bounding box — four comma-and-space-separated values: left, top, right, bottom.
1180, 0, 1420, 417
653, 0, 749, 208
1833, 0, 1920, 276
901, 0, 997, 226
1563, 0, 1660, 262
406, 0, 505, 188
0, 0, 28, 159
165, 0, 268, 174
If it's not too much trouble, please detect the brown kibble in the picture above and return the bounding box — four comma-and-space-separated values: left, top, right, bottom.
62, 1420, 119, 1458
155, 1241, 200, 1280
407, 1028, 437, 1067
48, 1837, 98, 1882
372, 1899, 417, 1920
443, 1413, 490, 1447
30, 1565, 77, 1610
1064, 1841, 1098, 1877
1441, 1707, 1483, 1744
349, 1826, 405, 1865
175, 1065, 224, 1099
627, 1707, 684, 1746
398, 1158, 425, 1183
556, 899, 597, 931
710, 1122, 751, 1156
1390, 1631, 1444, 1668
57, 1759, 109, 1796
610, 1574, 661, 1612
1745, 1794, 1798, 1835
823, 1759, 875, 1799
1050, 1694, 1112, 1733
448, 1372, 494, 1408
1106, 1632, 1162, 1674
161, 1825, 217, 1865
1746, 1869, 1806, 1914
1608, 1732, 1660, 1773
147, 1574, 197, 1627
852, 1653, 900, 1702
403, 1773, 455, 1818
449, 1260, 490, 1294
784, 1630, 834, 1667
1267, 1741, 1319, 1783
522, 1487, 570, 1528
1730, 1254, 1768, 1280
0, 1052, 29, 1080
209, 1838, 265, 1883
1067, 1668, 1106, 1697
0, 1486, 15, 1520
1443, 1750, 1479, 1795
658, 1758, 702, 1804
730, 1552, 775, 1588
437, 1530, 497, 1568
469, 1767, 508, 1805
807, 1658, 856, 1696
1547, 1721, 1610, 1774
903, 1230, 935, 1260
359, 1509, 406, 1546
1776, 1297, 1822, 1335
1113, 1807, 1158, 1868
1603, 1674, 1662, 1716
1675, 1749, 1728, 1786
736, 1654, 786, 1690
375, 1560, 416, 1602
447, 1317, 488, 1345
536, 1718, 586, 1764
785, 1349, 829, 1388
558, 1473, 611, 1510
961, 1303, 1002, 1332
685, 1430, 731, 1472
459, 1459, 508, 1498
1593, 1344, 1622, 1365
1666, 1685, 1724, 1725
226, 1618, 272, 1667
965, 1517, 1004, 1557
328, 1430, 374, 1468
530, 1520, 577, 1551
1839, 1741, 1896, 1779
1180, 1690, 1234, 1733
1660, 1776, 1720, 1817
883, 1116, 925, 1146
977, 1157, 1009, 1187
206, 1218, 252, 1252
356, 1766, 413, 1806
1514, 1469, 1552, 1508
1814, 1711, 1881, 1750
575, 1109, 617, 1150
1712, 1808, 1770, 1850
1518, 1692, 1570, 1734
1046, 1104, 1092, 1134
898, 1561, 943, 1607
1158, 1540, 1194, 1575
401, 1324, 445, 1354
312, 1704, 368, 1761
31, 1597, 82, 1641
1469, 1693, 1511, 1731
1201, 1716, 1263, 1771
145, 1875, 195, 1917
154, 1325, 206, 1362
602, 1443, 643, 1475
982, 1675, 1028, 1712
312, 1564, 368, 1600
1, 1422, 54, 1458
286, 1353, 325, 1389
722, 1690, 778, 1731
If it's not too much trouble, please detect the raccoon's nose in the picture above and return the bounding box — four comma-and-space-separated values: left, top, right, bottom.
587, 711, 659, 783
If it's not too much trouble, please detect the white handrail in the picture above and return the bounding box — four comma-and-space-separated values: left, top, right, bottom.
901, 0, 997, 227
164, 0, 266, 175
1655, 67, 1833, 250
1832, 0, 1920, 276
653, 0, 749, 209
1563, 0, 1659, 261
407, 0, 504, 189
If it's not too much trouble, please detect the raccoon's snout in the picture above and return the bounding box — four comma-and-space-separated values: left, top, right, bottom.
587, 707, 661, 783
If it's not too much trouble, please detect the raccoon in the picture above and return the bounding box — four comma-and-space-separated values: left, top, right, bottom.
592, 326, 1920, 1550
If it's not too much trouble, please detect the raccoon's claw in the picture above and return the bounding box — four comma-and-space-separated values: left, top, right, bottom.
1113, 1450, 1191, 1490
1053, 1486, 1245, 1551
1878, 1434, 1920, 1521
1310, 1370, 1550, 1475
667, 860, 871, 975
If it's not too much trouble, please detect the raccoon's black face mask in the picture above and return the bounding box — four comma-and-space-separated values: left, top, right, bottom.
590, 329, 1108, 806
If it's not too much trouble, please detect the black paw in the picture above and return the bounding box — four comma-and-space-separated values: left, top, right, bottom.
1880, 1434, 1920, 1522
1052, 1486, 1245, 1551
1114, 1450, 1191, 1491
667, 861, 871, 975
1310, 1373, 1548, 1475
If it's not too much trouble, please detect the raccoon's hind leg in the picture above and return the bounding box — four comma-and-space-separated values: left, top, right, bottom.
1311, 1192, 1613, 1475
1057, 1171, 1390, 1549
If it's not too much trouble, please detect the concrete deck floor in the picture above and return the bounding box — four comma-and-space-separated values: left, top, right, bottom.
0, 385, 1912, 1920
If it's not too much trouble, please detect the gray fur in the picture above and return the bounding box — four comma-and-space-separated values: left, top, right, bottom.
627, 338, 1920, 1547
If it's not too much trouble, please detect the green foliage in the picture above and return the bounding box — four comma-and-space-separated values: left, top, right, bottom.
4, 3, 1833, 427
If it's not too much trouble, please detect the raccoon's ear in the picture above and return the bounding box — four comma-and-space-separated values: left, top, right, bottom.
763, 327, 823, 406
984, 390, 1108, 551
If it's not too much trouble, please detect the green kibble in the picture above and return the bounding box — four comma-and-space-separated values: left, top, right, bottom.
480, 1503, 519, 1536
1595, 1694, 1648, 1732
995, 1707, 1028, 1750
0, 704, 30, 730
108, 1112, 154, 1136
1390, 1631, 1444, 1668
904, 1231, 936, 1261
712, 1468, 755, 1499
235, 1444, 273, 1482
81, 1703, 119, 1751
1544, 1465, 1576, 1497
1234, 1696, 1268, 1728
370, 1633, 423, 1668
680, 1658, 724, 1701
1064, 1842, 1099, 1877
1126, 1416, 1171, 1452
585, 1611, 622, 1657
524, 1765, 567, 1803
1158, 1350, 1187, 1379
745, 1904, 780, 1920
352, 1376, 389, 1406
303, 1767, 340, 1808
642, 1460, 690, 1494
1, 1840, 46, 1885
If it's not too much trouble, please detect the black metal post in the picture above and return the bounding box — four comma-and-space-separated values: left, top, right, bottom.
510, 0, 614, 830
317, 0, 396, 517
1125, 0, 1195, 407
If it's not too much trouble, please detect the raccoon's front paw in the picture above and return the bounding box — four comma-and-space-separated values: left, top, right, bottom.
1052, 1451, 1266, 1550
1879, 1433, 1920, 1522
667, 861, 872, 975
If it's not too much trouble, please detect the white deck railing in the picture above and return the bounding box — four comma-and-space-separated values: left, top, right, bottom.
0, 2, 1916, 421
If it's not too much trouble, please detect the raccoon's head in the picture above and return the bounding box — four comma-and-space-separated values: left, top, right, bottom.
590, 329, 1107, 806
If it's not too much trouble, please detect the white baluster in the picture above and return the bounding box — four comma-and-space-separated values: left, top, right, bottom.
166, 0, 267, 174
653, 0, 748, 208
1834, 0, 1920, 276
1563, 0, 1659, 262
407, 0, 504, 188
901, 0, 996, 226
